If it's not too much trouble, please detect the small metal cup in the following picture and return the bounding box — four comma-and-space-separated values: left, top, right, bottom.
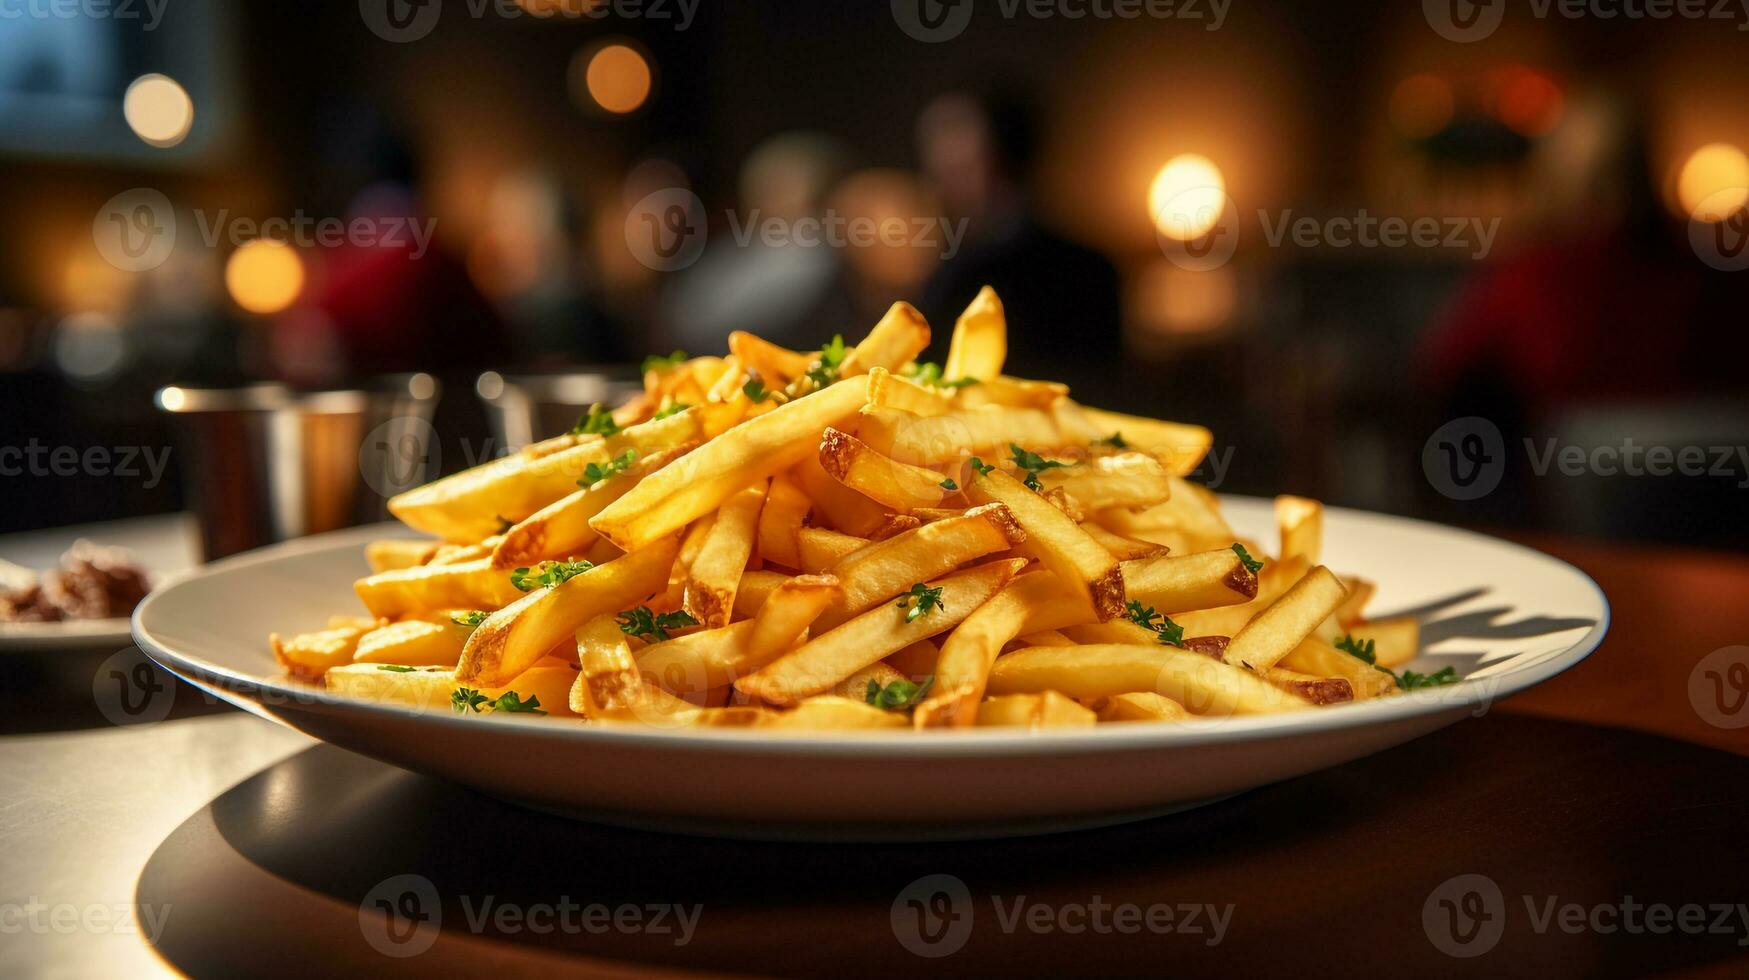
475, 370, 640, 451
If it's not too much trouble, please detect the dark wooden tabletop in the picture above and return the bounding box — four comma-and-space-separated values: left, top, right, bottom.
2, 530, 1746, 978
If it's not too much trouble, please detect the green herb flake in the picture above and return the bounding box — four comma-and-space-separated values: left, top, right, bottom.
1009, 443, 1069, 491
742, 379, 771, 403
641, 350, 687, 374
616, 605, 701, 642
866, 675, 935, 711
902, 362, 978, 389
581, 449, 638, 486
1334, 634, 1377, 665
570, 403, 622, 437
1231, 542, 1265, 574
1124, 599, 1184, 647
939, 477, 958, 491
509, 558, 595, 593
652, 402, 692, 420
894, 583, 945, 623
377, 664, 416, 672
804, 335, 848, 389
1398, 667, 1459, 690
968, 456, 994, 477
451, 610, 489, 628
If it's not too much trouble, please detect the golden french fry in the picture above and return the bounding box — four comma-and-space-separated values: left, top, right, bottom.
747, 574, 840, 668
391, 409, 702, 542
456, 537, 679, 686
1121, 548, 1258, 614
943, 285, 1005, 382
326, 660, 580, 717
729, 330, 813, 384
841, 301, 931, 376
1018, 629, 1077, 647
365, 539, 438, 573
792, 452, 892, 537
756, 474, 810, 570
492, 445, 692, 569
353, 618, 467, 668
964, 467, 1125, 621
865, 366, 955, 416
271, 625, 368, 680
1346, 617, 1420, 669
1170, 555, 1309, 638
1060, 403, 1213, 476
1040, 486, 1088, 523
735, 558, 1025, 705
684, 481, 767, 627
354, 558, 526, 620
1222, 566, 1347, 673
831, 660, 907, 699
814, 503, 1022, 629
635, 620, 759, 696
1080, 523, 1170, 561
1260, 666, 1355, 705
797, 527, 871, 574
1280, 636, 1398, 699
1335, 576, 1376, 627
884, 638, 940, 678
987, 644, 1309, 715
1276, 495, 1324, 564
1088, 691, 1189, 722
589, 377, 870, 551
734, 570, 791, 617
571, 613, 696, 721
954, 375, 1069, 410
868, 513, 924, 540
818, 427, 952, 511
1036, 453, 1171, 511
977, 691, 1096, 729
855, 405, 1069, 466
760, 696, 909, 730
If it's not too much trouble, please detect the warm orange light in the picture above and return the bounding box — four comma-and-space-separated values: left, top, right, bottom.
123, 73, 195, 148
1388, 74, 1454, 140
1148, 155, 1226, 241
1677, 144, 1749, 221
580, 43, 652, 115
225, 240, 304, 314
1493, 67, 1563, 138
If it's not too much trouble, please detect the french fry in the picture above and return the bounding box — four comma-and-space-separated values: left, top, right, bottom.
354, 558, 526, 620
755, 474, 810, 570
955, 375, 1069, 410
735, 558, 1025, 705
1120, 548, 1258, 614
797, 527, 872, 574
818, 427, 952, 511
914, 571, 1095, 728
1096, 475, 1234, 548
813, 503, 1023, 629
1088, 691, 1190, 722
1080, 523, 1170, 561
1040, 487, 1088, 523
865, 365, 956, 416
987, 644, 1309, 715
1276, 495, 1324, 564
589, 376, 870, 551
855, 405, 1068, 466
792, 453, 892, 537
885, 638, 940, 678
747, 574, 840, 668
868, 513, 924, 540
271, 625, 368, 680
684, 481, 767, 627
456, 537, 679, 686
760, 696, 909, 730
729, 330, 813, 384
1036, 453, 1172, 511
1017, 629, 1078, 647
353, 618, 468, 668
1260, 667, 1355, 705
1222, 566, 1348, 673
1171, 555, 1311, 639
635, 620, 759, 696
977, 691, 1096, 729
964, 467, 1125, 621
571, 614, 696, 721
1061, 403, 1213, 477
1346, 617, 1420, 669
831, 660, 907, 699
1280, 637, 1397, 699
943, 285, 1005, 382
491, 445, 692, 569
1334, 576, 1376, 627
734, 570, 791, 617
391, 409, 702, 542
841, 301, 931, 377
325, 660, 580, 717
365, 539, 438, 573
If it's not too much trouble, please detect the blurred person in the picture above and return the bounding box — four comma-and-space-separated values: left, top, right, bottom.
662, 131, 857, 354
915, 83, 1122, 391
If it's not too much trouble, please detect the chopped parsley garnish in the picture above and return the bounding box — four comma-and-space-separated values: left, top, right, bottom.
1231, 542, 1265, 574
1099, 432, 1128, 449
1010, 443, 1069, 491
581, 448, 637, 485
866, 675, 935, 711
570, 403, 621, 437
451, 610, 489, 628
653, 403, 692, 420
1334, 634, 1377, 665
509, 558, 594, 592
804, 334, 848, 389
902, 362, 978, 389
1124, 599, 1185, 648
616, 605, 699, 642
742, 378, 771, 403
895, 583, 945, 623
641, 350, 687, 374
377, 664, 416, 672
452, 687, 547, 715
1398, 667, 1459, 690
968, 457, 994, 477
939, 477, 958, 491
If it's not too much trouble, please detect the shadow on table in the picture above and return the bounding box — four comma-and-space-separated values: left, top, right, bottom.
0, 643, 235, 736
134, 716, 1749, 979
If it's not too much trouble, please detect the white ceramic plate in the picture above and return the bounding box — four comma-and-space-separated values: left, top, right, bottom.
133, 499, 1608, 840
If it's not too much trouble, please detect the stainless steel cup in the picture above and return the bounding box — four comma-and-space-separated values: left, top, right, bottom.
474, 370, 640, 451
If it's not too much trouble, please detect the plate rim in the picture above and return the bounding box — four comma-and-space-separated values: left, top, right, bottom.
131, 499, 1611, 758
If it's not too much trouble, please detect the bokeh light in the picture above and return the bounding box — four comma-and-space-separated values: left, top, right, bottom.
224, 240, 305, 314
1676, 143, 1749, 221
1388, 74, 1454, 140
576, 42, 653, 115
123, 74, 195, 148
1491, 66, 1564, 138
1149, 155, 1227, 241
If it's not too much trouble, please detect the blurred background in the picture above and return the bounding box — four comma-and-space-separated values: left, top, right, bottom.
1, 0, 1747, 552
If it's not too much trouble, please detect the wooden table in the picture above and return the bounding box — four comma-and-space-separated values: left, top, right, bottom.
1, 525, 1745, 978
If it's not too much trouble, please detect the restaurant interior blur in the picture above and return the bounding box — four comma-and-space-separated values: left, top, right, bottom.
2, 0, 1746, 553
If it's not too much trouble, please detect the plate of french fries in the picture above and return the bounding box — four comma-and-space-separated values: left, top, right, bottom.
133, 288, 1608, 839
